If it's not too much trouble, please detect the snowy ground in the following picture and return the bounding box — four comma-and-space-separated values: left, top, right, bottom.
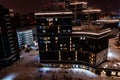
0, 38, 120, 80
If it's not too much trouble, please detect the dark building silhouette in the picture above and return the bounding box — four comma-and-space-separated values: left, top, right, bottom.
0, 5, 20, 67
52, 0, 71, 8
44, 0, 71, 11
35, 11, 111, 69
12, 13, 36, 29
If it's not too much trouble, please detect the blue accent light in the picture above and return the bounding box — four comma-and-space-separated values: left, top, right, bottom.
39, 26, 43, 29
43, 30, 46, 33
68, 30, 71, 32
118, 22, 120, 27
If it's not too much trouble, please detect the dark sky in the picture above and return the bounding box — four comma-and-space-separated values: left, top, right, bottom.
0, 0, 120, 14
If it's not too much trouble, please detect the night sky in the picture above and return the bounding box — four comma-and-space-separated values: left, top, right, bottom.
0, 0, 120, 14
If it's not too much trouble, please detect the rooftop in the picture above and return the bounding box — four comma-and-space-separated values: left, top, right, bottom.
72, 24, 111, 35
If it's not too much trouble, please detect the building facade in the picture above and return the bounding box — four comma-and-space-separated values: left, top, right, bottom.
81, 9, 101, 22
96, 19, 119, 37
96, 19, 119, 29
69, 2, 87, 20
35, 11, 111, 69
0, 5, 20, 67
17, 29, 34, 47
67, 1, 101, 26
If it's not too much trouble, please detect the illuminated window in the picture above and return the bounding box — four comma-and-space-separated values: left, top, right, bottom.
118, 22, 120, 27
55, 37, 58, 40
46, 48, 48, 51
49, 22, 53, 26
55, 41, 58, 43
42, 30, 46, 33
63, 30, 66, 32
80, 37, 82, 40
65, 48, 67, 50
111, 71, 116, 76
58, 26, 60, 29
101, 70, 106, 75
58, 30, 60, 33
83, 37, 85, 40
75, 51, 77, 61
60, 44, 62, 47
39, 26, 42, 29
118, 72, 120, 76
60, 64, 63, 67
68, 29, 71, 32
55, 18, 57, 21
73, 44, 75, 47
47, 41, 51, 43
76, 65, 78, 68
47, 37, 50, 39
70, 37, 72, 41
83, 65, 86, 69
73, 65, 75, 68
48, 18, 53, 21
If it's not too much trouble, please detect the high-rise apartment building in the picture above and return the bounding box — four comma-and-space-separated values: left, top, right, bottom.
0, 5, 20, 67
35, 11, 111, 70
17, 29, 34, 47
35, 11, 72, 67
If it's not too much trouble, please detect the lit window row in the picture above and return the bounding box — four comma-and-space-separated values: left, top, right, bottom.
60, 44, 66, 47
80, 36, 86, 40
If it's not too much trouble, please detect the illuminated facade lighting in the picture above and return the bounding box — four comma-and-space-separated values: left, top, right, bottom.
96, 19, 119, 23
70, 2, 87, 5
35, 12, 73, 16
82, 9, 101, 13
36, 10, 110, 68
